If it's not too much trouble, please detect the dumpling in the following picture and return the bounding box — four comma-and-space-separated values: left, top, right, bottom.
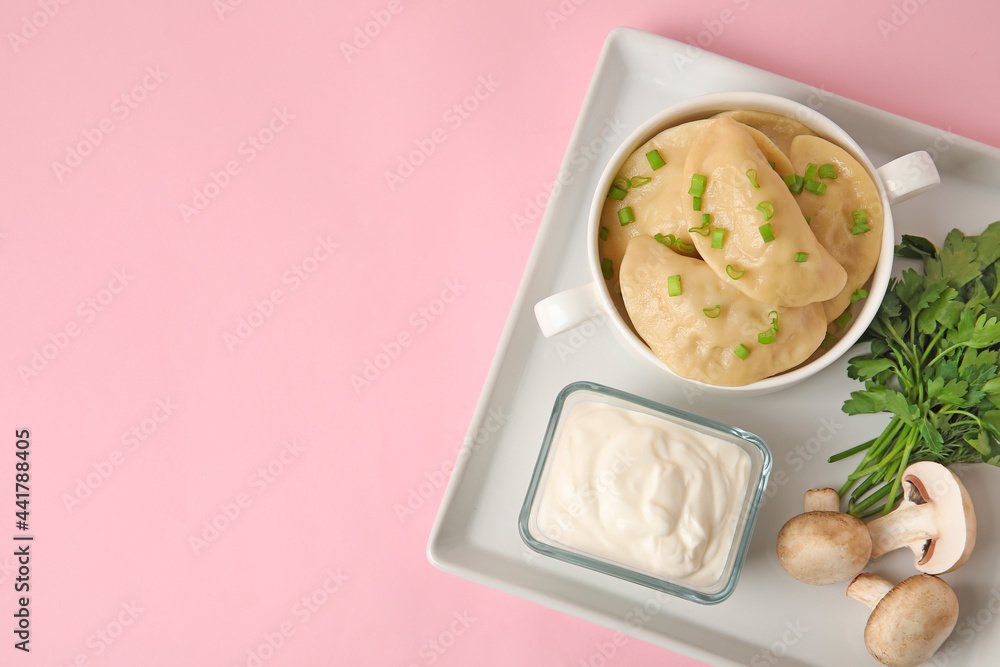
684, 116, 847, 307
601, 121, 795, 299
789, 135, 884, 322
714, 109, 816, 156
620, 236, 828, 386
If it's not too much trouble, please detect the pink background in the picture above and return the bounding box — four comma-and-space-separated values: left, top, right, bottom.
2, 0, 998, 665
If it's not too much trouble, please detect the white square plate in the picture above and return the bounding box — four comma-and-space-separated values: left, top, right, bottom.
428, 27, 1000, 667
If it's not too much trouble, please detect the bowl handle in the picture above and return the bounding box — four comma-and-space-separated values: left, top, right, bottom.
534, 282, 602, 337
875, 150, 939, 205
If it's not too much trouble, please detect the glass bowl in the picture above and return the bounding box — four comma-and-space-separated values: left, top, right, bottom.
519, 381, 771, 604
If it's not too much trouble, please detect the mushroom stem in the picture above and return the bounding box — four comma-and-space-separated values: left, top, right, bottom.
803, 488, 840, 513
867, 504, 937, 560
847, 573, 893, 610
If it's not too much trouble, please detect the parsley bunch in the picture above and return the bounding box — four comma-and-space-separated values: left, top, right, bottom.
830, 222, 1000, 518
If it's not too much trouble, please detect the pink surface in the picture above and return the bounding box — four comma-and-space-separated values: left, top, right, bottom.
2, 0, 998, 665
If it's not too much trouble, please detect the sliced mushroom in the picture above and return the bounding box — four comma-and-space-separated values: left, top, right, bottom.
776, 488, 872, 585
866, 461, 976, 574
847, 573, 958, 667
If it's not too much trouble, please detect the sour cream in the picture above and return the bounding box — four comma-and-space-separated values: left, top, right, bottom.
536, 401, 751, 586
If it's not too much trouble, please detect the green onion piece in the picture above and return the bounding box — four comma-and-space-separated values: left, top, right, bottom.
746, 168, 759, 189
794, 252, 809, 262
618, 207, 635, 225
818, 163, 838, 179
613, 177, 630, 191
599, 226, 609, 241
759, 222, 774, 243
654, 233, 675, 246
726, 264, 744, 280
601, 258, 613, 280
608, 186, 627, 200
804, 180, 827, 195
850, 288, 869, 303
711, 228, 725, 249
702, 213, 710, 226
675, 241, 695, 255
688, 174, 707, 197
630, 175, 652, 188
703, 305, 721, 318
692, 196, 702, 211
734, 344, 750, 360
851, 209, 868, 226
768, 310, 779, 332
820, 332, 839, 350
834, 310, 853, 330
646, 150, 666, 170
788, 174, 805, 194
851, 223, 870, 235
804, 163, 818, 181
668, 275, 682, 297
805, 216, 811, 224
758, 331, 776, 345
689, 224, 711, 236
768, 161, 776, 169
756, 201, 774, 221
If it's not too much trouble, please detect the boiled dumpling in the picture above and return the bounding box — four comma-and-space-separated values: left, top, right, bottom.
684, 117, 847, 307
619, 236, 828, 386
714, 109, 816, 156
789, 135, 884, 322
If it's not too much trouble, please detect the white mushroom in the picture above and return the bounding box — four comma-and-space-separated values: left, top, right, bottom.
776, 488, 872, 585
847, 573, 958, 667
865, 461, 976, 574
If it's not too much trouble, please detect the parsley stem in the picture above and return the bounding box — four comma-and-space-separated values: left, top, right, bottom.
828, 437, 876, 463
881, 429, 917, 515
848, 483, 894, 516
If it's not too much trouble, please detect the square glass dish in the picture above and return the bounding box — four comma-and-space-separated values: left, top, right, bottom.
518, 381, 772, 604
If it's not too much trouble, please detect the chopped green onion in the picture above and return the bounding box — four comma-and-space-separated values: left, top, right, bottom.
646, 150, 666, 170
689, 224, 711, 236
820, 332, 839, 350
613, 177, 630, 191
769, 310, 779, 332
851, 223, 870, 235
804, 180, 827, 195
746, 169, 760, 189
756, 201, 774, 221
805, 216, 811, 224
618, 207, 635, 225
794, 252, 809, 262
818, 163, 838, 179
711, 228, 725, 249
804, 163, 818, 181
759, 223, 774, 243
630, 175, 652, 188
768, 161, 776, 169
692, 196, 702, 211
675, 240, 695, 254
850, 288, 869, 303
702, 213, 710, 226
734, 344, 750, 360
608, 186, 627, 200
703, 305, 721, 318
599, 226, 609, 241
688, 174, 707, 197
758, 331, 776, 345
834, 310, 853, 330
851, 209, 868, 226
601, 258, 613, 280
783, 174, 805, 194
668, 275, 682, 297
654, 233, 675, 246
726, 264, 744, 280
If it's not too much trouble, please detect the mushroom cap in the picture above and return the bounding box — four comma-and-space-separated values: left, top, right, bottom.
863, 574, 958, 667
777, 511, 872, 585
901, 461, 976, 574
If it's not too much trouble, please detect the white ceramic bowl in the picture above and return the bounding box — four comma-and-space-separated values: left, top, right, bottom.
534, 92, 939, 396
